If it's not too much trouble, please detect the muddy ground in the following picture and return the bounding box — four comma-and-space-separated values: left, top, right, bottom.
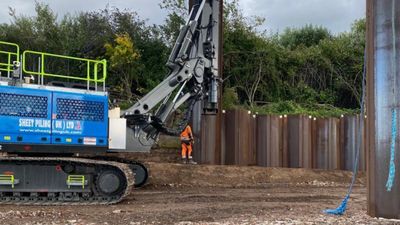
0, 164, 396, 225
0, 147, 398, 225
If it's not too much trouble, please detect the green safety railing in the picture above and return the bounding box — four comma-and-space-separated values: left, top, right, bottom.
22, 50, 107, 86
0, 41, 20, 74
67, 175, 86, 189
0, 175, 15, 188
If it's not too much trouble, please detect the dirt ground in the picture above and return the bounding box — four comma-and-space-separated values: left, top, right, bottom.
0, 146, 398, 225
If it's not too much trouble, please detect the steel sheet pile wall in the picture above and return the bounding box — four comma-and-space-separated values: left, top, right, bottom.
339, 115, 367, 171
313, 118, 340, 170
367, 0, 400, 218
248, 113, 257, 165
287, 116, 313, 168
255, 115, 284, 167
223, 110, 251, 165
220, 109, 366, 171
200, 115, 220, 164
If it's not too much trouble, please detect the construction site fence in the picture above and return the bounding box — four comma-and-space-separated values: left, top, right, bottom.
199, 109, 366, 171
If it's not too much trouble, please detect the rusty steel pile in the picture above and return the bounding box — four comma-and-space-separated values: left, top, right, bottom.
194, 109, 366, 172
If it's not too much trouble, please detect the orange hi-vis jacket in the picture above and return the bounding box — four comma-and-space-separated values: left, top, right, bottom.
180, 125, 193, 158
180, 125, 193, 140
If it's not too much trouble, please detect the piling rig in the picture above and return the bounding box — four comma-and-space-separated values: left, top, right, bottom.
0, 0, 221, 204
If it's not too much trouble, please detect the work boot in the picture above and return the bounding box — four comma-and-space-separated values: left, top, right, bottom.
181, 158, 187, 164
188, 159, 197, 165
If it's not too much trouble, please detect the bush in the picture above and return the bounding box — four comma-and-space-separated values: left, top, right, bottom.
251, 101, 357, 118
222, 87, 240, 109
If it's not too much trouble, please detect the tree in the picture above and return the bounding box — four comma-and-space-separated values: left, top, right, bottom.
0, 0, 366, 115
105, 33, 140, 101
222, 0, 270, 107
1, 3, 170, 101
159, 0, 187, 47
279, 25, 332, 49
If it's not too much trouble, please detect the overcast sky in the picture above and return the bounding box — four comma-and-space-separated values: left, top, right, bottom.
0, 0, 365, 34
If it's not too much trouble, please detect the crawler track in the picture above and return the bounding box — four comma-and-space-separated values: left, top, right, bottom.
85, 156, 148, 188
0, 156, 134, 205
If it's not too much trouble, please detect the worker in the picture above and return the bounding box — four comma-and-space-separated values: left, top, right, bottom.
180, 124, 196, 164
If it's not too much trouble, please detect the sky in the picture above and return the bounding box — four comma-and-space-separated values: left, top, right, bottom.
0, 0, 366, 34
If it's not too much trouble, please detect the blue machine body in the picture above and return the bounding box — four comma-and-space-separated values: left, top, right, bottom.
0, 85, 108, 147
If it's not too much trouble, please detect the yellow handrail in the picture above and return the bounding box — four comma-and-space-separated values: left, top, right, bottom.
0, 174, 15, 188
0, 41, 20, 74
67, 175, 86, 189
22, 50, 107, 83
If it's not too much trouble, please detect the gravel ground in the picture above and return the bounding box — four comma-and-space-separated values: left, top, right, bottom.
0, 162, 397, 225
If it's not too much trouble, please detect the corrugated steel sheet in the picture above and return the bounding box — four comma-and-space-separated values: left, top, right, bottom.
248, 113, 257, 165
220, 109, 366, 171
281, 116, 289, 167
223, 110, 251, 165
287, 116, 300, 168
282, 115, 314, 169
200, 114, 220, 164
220, 111, 226, 165
367, 0, 400, 218
299, 116, 313, 169
191, 102, 202, 163
328, 118, 341, 170
339, 115, 366, 171
286, 115, 314, 168
256, 115, 285, 167
256, 115, 269, 167
314, 118, 329, 169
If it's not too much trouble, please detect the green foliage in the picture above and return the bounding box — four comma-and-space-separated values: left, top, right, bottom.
279, 25, 332, 49
117, 100, 134, 110
222, 87, 239, 109
159, 0, 187, 17
0, 1, 366, 118
105, 34, 140, 68
159, 0, 187, 46
0, 3, 170, 101
252, 101, 358, 118
223, 1, 365, 115
160, 12, 185, 46
105, 34, 141, 100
